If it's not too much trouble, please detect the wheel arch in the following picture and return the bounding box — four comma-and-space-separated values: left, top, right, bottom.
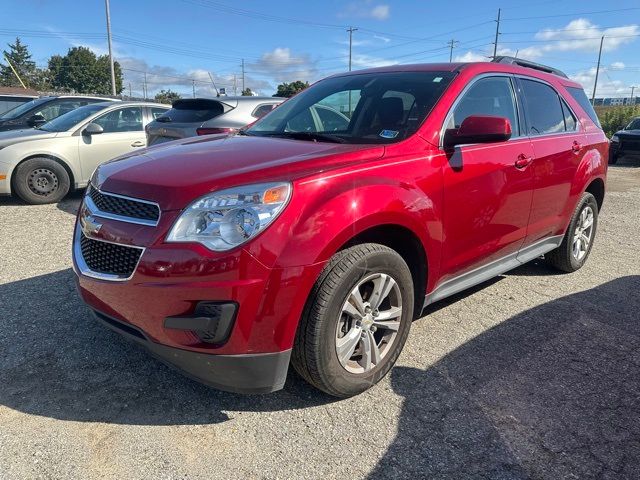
338, 223, 428, 318
584, 177, 605, 211
10, 153, 76, 194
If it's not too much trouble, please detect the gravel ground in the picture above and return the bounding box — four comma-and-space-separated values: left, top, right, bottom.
1, 161, 639, 480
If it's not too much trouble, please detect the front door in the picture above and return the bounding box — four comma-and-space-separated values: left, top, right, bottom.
78, 106, 145, 179
439, 75, 535, 282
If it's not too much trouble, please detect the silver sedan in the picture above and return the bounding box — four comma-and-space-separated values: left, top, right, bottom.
0, 101, 168, 204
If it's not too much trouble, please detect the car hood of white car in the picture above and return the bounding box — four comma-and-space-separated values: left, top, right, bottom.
0, 129, 60, 149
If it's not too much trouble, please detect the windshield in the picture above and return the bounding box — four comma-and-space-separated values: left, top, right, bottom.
247, 71, 455, 144
626, 118, 640, 130
39, 104, 108, 132
0, 97, 50, 120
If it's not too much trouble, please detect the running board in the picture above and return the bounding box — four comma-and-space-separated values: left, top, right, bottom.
424, 235, 563, 307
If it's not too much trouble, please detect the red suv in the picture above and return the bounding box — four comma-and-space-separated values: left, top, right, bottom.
73, 58, 608, 397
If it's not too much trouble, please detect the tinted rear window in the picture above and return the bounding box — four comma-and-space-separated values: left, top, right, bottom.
520, 79, 566, 135
566, 86, 602, 129
157, 100, 225, 123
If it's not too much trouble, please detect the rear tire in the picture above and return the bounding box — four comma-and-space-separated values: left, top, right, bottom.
12, 157, 70, 205
292, 243, 414, 398
545, 192, 598, 273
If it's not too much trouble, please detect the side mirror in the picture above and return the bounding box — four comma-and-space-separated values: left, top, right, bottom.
83, 123, 104, 135
27, 114, 46, 128
444, 115, 512, 148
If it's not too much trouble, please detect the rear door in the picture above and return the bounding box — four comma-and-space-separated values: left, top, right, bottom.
516, 77, 586, 245
77, 106, 145, 178
439, 75, 535, 281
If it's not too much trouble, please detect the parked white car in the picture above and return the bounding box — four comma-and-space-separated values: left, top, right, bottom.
0, 101, 168, 204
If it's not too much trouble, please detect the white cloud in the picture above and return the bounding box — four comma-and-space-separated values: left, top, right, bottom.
570, 66, 633, 97
370, 5, 390, 20
610, 61, 625, 70
349, 52, 397, 69
118, 57, 271, 97
249, 48, 318, 82
454, 51, 489, 62
535, 19, 639, 53
338, 1, 390, 21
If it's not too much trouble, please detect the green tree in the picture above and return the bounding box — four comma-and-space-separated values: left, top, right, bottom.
48, 46, 123, 95
0, 37, 39, 88
241, 87, 254, 96
274, 80, 309, 98
155, 89, 181, 104
596, 105, 640, 137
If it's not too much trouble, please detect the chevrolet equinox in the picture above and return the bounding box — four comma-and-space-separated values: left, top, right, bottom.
73, 57, 608, 397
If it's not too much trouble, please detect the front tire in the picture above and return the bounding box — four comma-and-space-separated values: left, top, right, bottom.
12, 157, 70, 205
545, 192, 598, 272
292, 243, 414, 397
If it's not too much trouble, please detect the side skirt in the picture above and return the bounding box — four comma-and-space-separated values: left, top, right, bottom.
423, 235, 563, 307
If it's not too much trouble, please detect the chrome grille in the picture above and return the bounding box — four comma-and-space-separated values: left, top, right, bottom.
88, 185, 160, 224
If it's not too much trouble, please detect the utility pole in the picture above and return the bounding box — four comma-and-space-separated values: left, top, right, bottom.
630, 85, 635, 105
104, 0, 116, 96
241, 59, 245, 93
207, 72, 219, 97
447, 39, 459, 62
233, 74, 237, 96
128, 82, 132, 98
143, 71, 148, 100
492, 8, 501, 59
192, 79, 196, 98
591, 35, 605, 104
347, 27, 358, 71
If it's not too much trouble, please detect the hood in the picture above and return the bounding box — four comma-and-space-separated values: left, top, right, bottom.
95, 134, 384, 210
0, 128, 59, 148
615, 129, 640, 137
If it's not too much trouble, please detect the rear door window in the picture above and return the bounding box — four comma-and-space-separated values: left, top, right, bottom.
520, 79, 566, 135
561, 99, 577, 131
158, 100, 225, 123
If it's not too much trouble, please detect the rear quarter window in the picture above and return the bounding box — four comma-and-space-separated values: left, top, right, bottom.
566, 86, 602, 129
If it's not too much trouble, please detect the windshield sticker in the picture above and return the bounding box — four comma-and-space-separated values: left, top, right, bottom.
379, 130, 399, 139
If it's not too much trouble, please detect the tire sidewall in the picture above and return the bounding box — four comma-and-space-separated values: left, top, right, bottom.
13, 158, 70, 204
567, 194, 598, 270
314, 250, 414, 396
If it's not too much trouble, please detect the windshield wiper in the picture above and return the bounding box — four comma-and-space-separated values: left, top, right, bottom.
263, 131, 347, 144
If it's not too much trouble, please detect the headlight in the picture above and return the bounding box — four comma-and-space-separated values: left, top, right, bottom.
611, 135, 619, 142
166, 182, 292, 251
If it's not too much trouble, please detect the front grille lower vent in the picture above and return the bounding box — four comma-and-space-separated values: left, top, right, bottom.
79, 233, 143, 278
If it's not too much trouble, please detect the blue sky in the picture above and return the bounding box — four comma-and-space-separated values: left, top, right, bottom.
2, 0, 639, 98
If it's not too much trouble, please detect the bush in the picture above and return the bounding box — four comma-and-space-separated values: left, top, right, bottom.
595, 105, 640, 137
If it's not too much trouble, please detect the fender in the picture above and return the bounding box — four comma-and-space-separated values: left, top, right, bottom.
560, 139, 607, 233
274, 165, 441, 273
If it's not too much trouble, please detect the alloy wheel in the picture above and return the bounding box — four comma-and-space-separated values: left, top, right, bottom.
572, 205, 594, 261
335, 273, 403, 374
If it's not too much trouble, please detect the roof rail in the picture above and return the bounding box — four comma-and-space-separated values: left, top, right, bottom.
491, 56, 568, 79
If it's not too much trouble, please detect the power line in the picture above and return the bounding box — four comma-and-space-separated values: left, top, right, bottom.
502, 7, 640, 21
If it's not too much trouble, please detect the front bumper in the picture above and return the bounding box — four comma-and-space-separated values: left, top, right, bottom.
93, 309, 291, 393
72, 197, 326, 393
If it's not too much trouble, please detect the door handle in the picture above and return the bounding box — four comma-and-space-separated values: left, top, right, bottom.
571, 141, 582, 153
515, 154, 533, 169
131, 141, 145, 147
